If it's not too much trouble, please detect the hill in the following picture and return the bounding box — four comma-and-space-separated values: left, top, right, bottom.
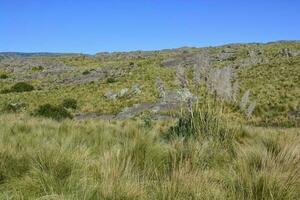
1, 41, 299, 126
0, 41, 300, 199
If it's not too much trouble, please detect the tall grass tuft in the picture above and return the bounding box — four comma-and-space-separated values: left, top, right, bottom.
165, 97, 235, 143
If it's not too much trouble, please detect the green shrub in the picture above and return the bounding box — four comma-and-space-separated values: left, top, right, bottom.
106, 77, 116, 84
0, 89, 11, 94
31, 66, 44, 72
10, 82, 34, 93
62, 98, 77, 109
142, 115, 153, 128
33, 104, 72, 121
0, 74, 8, 79
82, 70, 90, 75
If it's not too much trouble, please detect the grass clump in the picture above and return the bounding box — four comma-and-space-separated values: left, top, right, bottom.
31, 66, 44, 72
0, 114, 299, 199
82, 70, 90, 75
0, 74, 8, 79
2, 102, 26, 113
166, 100, 234, 142
11, 82, 35, 93
62, 98, 78, 109
106, 77, 117, 84
4, 82, 35, 94
33, 104, 72, 121
0, 147, 31, 183
1, 82, 34, 94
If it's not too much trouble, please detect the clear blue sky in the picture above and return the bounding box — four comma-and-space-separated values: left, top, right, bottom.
1, 0, 299, 54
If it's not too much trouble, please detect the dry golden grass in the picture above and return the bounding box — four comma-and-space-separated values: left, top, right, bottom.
0, 111, 299, 200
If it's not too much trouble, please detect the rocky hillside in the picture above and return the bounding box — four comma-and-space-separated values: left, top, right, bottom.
0, 41, 299, 126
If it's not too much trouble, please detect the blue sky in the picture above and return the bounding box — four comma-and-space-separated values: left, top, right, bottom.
0, 0, 299, 54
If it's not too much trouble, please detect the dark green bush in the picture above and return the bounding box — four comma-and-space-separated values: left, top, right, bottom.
62, 98, 77, 109
129, 62, 135, 66
0, 89, 11, 94
106, 77, 116, 84
10, 82, 34, 93
33, 104, 72, 121
32, 66, 44, 72
0, 74, 8, 79
82, 70, 90, 75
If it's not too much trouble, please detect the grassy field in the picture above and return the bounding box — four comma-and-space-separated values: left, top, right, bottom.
0, 41, 299, 199
0, 95, 300, 200
238, 54, 300, 127
0, 103, 299, 199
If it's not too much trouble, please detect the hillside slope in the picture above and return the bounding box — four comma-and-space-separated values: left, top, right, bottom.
0, 41, 299, 126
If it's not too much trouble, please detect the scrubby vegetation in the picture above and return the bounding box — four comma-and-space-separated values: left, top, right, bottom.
1, 82, 34, 94
33, 104, 72, 121
2, 102, 26, 113
11, 82, 35, 93
1, 42, 299, 125
0, 73, 8, 79
0, 41, 299, 199
62, 98, 78, 109
31, 65, 44, 72
0, 107, 299, 199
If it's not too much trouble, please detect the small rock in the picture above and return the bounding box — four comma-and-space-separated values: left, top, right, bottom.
278, 48, 299, 58
131, 84, 141, 94
105, 91, 118, 100
177, 88, 196, 102
118, 88, 129, 97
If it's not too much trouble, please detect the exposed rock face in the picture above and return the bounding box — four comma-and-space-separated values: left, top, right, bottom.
61, 68, 106, 84
278, 48, 300, 58
0, 57, 72, 74
104, 91, 118, 100
104, 86, 196, 120
118, 88, 129, 97
116, 103, 154, 119
161, 89, 196, 104
131, 84, 141, 94
237, 49, 266, 67
74, 113, 115, 121
74, 103, 179, 121
160, 48, 238, 69
105, 85, 142, 101
160, 52, 201, 68
115, 102, 181, 120
0, 57, 75, 82
95, 51, 159, 61
61, 67, 123, 85
213, 48, 237, 61
160, 58, 182, 68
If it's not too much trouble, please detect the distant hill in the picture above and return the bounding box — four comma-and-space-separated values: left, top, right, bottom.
0, 52, 88, 58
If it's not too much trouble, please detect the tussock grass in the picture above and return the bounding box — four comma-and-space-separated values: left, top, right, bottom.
0, 110, 299, 199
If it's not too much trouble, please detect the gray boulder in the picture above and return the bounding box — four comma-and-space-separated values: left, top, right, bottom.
104, 91, 118, 100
